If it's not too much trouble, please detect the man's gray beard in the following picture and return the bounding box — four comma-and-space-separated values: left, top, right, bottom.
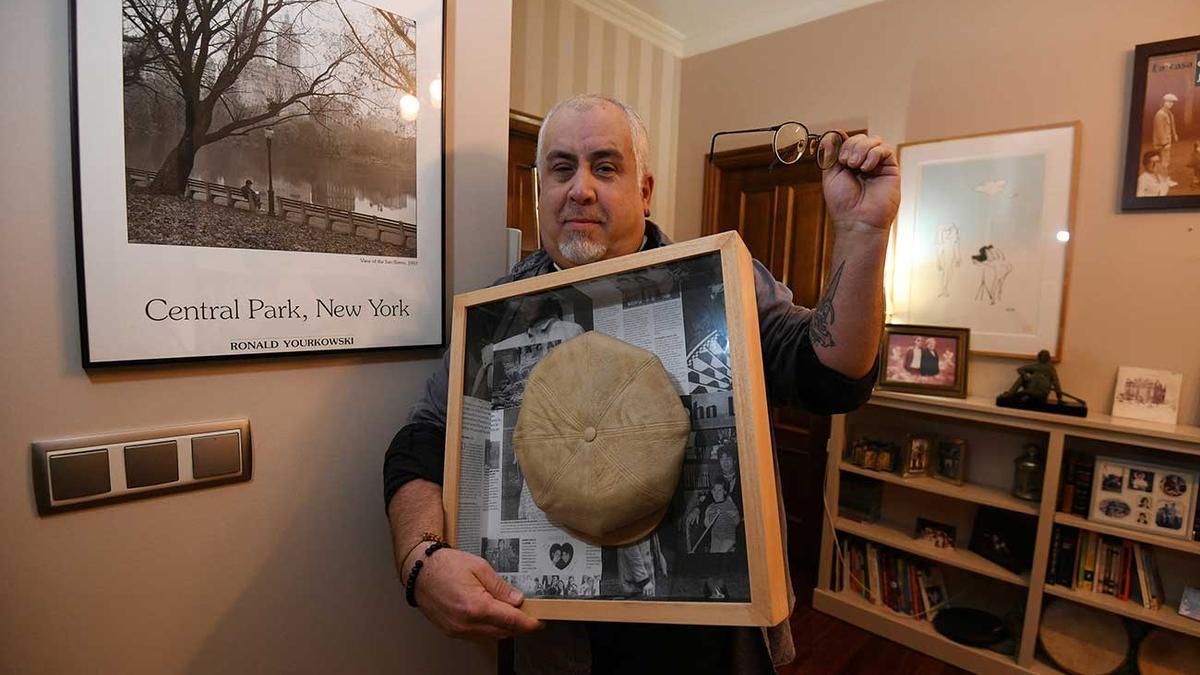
557, 230, 608, 265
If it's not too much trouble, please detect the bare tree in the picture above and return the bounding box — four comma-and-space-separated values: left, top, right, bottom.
123, 0, 363, 196
334, 0, 416, 96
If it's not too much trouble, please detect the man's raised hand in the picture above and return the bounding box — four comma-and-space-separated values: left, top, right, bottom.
821, 133, 901, 232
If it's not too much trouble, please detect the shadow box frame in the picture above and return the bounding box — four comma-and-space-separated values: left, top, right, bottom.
442, 232, 789, 626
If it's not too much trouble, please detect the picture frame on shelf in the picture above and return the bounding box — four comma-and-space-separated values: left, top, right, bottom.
917, 566, 949, 620
933, 438, 968, 485
968, 507, 1036, 574
877, 324, 970, 398
1121, 35, 1200, 211
891, 123, 1079, 359
915, 517, 956, 549
1088, 456, 1198, 540
1111, 366, 1184, 425
1180, 587, 1200, 622
442, 232, 789, 626
901, 435, 934, 477
70, 0, 447, 365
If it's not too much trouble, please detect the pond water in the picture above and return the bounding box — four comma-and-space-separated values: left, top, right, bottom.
126, 133, 418, 224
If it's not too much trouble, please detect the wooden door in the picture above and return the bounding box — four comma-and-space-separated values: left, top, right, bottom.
702, 144, 837, 601
507, 115, 541, 258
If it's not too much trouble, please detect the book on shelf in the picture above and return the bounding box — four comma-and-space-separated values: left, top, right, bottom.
1058, 451, 1095, 517
837, 536, 944, 621
1046, 525, 1167, 610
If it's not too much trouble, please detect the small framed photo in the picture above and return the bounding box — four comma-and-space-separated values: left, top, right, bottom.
915, 517, 956, 549
1121, 35, 1200, 211
871, 442, 899, 473
901, 435, 934, 478
443, 233, 788, 626
918, 567, 949, 620
877, 325, 970, 398
1180, 586, 1200, 621
933, 438, 968, 485
969, 507, 1037, 574
1088, 456, 1198, 539
1112, 366, 1184, 425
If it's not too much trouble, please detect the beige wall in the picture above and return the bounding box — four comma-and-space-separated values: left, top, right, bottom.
675, 0, 1200, 425
511, 0, 682, 235
0, 0, 509, 673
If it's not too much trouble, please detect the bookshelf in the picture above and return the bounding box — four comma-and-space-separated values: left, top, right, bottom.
816, 391, 1200, 675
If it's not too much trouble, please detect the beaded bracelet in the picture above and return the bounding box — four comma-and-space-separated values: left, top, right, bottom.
405, 541, 450, 608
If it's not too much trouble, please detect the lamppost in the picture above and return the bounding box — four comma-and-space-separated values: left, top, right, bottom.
264, 127, 276, 216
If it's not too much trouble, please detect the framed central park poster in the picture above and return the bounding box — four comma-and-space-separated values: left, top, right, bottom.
70, 0, 445, 365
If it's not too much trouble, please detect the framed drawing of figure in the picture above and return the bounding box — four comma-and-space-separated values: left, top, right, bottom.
890, 123, 1079, 360
70, 0, 446, 364
442, 232, 788, 626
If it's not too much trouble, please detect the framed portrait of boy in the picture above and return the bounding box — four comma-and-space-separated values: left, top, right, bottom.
1121, 35, 1200, 211
442, 233, 789, 626
877, 324, 970, 398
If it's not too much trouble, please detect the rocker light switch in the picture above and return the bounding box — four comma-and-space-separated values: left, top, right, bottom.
49, 449, 111, 500
191, 433, 241, 478
31, 419, 251, 515
124, 441, 180, 488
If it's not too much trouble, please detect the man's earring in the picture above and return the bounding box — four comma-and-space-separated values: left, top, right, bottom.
644, 208, 651, 217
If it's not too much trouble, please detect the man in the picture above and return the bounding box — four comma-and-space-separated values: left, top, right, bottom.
1153, 93, 1179, 185
1137, 151, 1170, 197
382, 94, 898, 672
240, 179, 261, 212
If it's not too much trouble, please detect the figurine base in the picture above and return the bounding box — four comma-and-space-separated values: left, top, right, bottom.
996, 394, 1088, 417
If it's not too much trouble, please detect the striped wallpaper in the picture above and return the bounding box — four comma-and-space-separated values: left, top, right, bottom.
510, 0, 682, 234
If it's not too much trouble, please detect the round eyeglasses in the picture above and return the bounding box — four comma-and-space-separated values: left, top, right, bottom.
710, 121, 846, 170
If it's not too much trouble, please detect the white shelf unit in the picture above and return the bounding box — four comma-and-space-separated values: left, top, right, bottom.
815, 391, 1200, 675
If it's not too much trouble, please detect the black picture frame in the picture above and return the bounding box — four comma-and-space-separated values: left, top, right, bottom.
1121, 35, 1200, 211
968, 507, 1036, 574
69, 0, 447, 366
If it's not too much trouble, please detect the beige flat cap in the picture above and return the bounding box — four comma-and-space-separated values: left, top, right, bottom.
514, 331, 691, 546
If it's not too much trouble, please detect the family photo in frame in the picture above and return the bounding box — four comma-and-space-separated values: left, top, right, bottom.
877, 324, 970, 398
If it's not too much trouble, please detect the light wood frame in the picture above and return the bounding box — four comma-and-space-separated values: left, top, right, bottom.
442, 232, 788, 626
816, 390, 1200, 674
890, 122, 1080, 362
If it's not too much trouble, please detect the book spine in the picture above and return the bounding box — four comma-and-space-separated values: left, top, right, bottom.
1146, 546, 1165, 610
1134, 543, 1153, 609
1071, 454, 1095, 517
1057, 527, 1079, 588
1047, 525, 1063, 586
867, 543, 881, 605
1081, 532, 1096, 591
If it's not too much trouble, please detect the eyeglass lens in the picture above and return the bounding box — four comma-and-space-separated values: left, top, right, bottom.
773, 122, 807, 164
774, 124, 845, 169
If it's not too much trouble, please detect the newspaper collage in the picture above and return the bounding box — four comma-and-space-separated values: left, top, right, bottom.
457, 253, 752, 602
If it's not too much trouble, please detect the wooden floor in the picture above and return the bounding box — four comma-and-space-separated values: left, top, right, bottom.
781, 604, 967, 675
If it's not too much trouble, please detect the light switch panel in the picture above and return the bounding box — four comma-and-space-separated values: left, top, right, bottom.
32, 419, 251, 515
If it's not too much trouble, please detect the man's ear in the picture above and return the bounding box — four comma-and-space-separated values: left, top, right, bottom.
641, 172, 655, 217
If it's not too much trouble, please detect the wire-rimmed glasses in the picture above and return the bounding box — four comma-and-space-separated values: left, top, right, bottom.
709, 121, 846, 170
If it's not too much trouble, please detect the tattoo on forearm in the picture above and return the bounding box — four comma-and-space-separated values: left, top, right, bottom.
811, 261, 844, 348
